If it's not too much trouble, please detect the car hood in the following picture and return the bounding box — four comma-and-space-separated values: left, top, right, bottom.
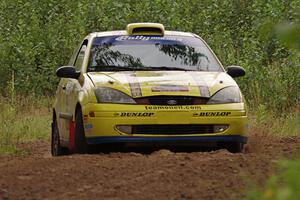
87, 71, 238, 98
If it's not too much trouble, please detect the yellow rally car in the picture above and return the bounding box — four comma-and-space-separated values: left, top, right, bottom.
51, 23, 248, 156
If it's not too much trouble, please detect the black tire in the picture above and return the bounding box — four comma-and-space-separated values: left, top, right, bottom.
74, 108, 87, 154
51, 119, 68, 156
225, 142, 244, 153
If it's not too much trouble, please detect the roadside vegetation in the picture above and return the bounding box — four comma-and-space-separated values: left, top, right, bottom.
0, 0, 299, 198
248, 159, 300, 200
0, 95, 51, 154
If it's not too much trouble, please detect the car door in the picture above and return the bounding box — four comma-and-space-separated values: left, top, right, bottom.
59, 40, 88, 142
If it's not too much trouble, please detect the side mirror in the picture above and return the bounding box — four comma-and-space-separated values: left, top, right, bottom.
227, 65, 246, 78
56, 66, 80, 79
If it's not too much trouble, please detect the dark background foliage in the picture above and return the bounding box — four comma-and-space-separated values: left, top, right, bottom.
0, 0, 299, 113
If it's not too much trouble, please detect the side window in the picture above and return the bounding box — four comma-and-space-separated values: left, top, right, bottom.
74, 42, 87, 71
68, 43, 82, 66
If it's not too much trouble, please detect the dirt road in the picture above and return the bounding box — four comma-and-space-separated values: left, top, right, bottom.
0, 134, 299, 200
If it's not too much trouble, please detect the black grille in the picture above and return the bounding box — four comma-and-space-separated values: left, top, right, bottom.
135, 96, 208, 105
131, 124, 214, 135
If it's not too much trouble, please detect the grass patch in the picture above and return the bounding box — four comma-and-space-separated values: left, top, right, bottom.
250, 104, 300, 137
0, 96, 51, 154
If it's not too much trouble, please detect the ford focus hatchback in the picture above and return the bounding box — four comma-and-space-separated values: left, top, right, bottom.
51, 23, 248, 156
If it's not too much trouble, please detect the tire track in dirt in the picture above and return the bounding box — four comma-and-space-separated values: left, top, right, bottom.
0, 134, 299, 200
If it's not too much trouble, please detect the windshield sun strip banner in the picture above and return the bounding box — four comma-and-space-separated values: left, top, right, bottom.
92, 35, 196, 46
126, 72, 142, 97
189, 73, 211, 97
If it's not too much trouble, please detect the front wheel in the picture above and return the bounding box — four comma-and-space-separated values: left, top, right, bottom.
51, 119, 68, 156
225, 142, 244, 153
74, 108, 87, 154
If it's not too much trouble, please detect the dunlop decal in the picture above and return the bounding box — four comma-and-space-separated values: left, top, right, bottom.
189, 73, 210, 97
114, 112, 154, 117
126, 72, 142, 97
193, 112, 231, 117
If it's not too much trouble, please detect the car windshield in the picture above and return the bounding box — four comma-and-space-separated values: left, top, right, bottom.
88, 35, 223, 72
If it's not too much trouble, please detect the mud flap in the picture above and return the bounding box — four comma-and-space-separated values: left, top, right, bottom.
69, 120, 75, 152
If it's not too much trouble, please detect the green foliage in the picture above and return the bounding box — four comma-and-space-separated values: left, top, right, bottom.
248, 159, 300, 200
256, 104, 268, 125
279, 111, 300, 136
0, 0, 299, 114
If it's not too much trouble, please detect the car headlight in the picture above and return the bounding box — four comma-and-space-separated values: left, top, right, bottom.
94, 87, 136, 104
207, 86, 241, 104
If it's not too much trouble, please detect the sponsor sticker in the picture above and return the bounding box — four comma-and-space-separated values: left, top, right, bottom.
84, 124, 93, 134
85, 124, 93, 129
145, 105, 201, 110
114, 112, 155, 117
193, 112, 231, 117
115, 36, 183, 42
151, 85, 189, 92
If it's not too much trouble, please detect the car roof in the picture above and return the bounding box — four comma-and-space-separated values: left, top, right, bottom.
88, 30, 197, 38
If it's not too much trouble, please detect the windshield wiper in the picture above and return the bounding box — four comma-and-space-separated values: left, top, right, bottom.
146, 66, 196, 71
90, 65, 141, 71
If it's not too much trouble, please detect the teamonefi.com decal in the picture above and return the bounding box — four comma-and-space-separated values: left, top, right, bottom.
145, 105, 202, 110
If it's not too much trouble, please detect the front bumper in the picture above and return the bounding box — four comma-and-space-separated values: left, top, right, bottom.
86, 135, 247, 145
81, 103, 248, 139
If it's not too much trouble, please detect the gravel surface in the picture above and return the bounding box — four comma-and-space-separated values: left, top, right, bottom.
0, 134, 299, 200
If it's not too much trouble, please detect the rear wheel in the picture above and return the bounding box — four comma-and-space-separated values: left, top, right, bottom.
74, 108, 87, 154
51, 119, 68, 156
